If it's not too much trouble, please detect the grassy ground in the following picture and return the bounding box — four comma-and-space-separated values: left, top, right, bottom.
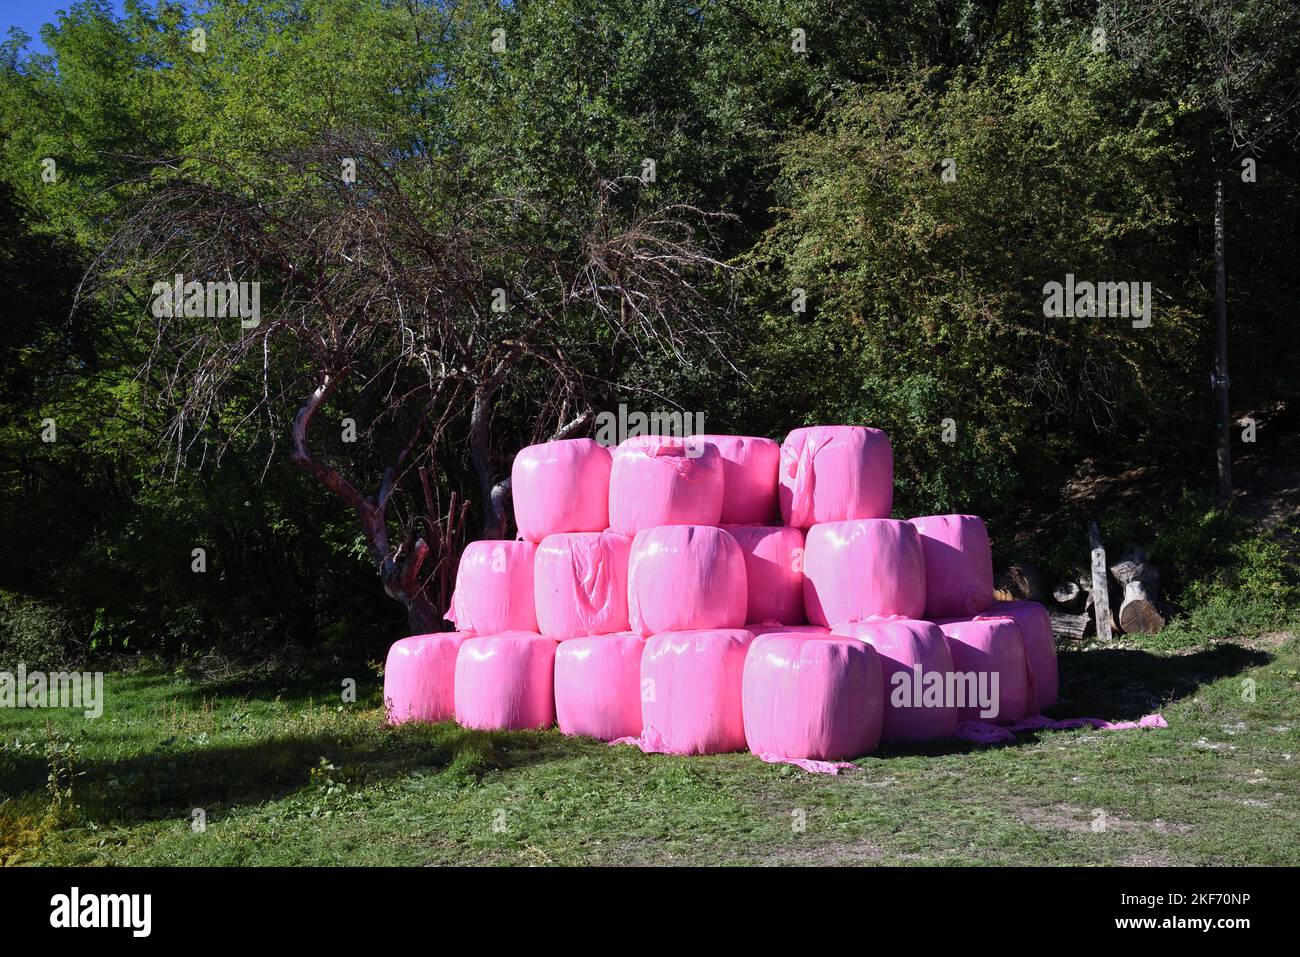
2, 626, 1297, 866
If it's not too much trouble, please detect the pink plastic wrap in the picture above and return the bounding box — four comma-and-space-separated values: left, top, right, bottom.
990, 600, 1058, 711
553, 633, 646, 740
832, 619, 957, 743
511, 438, 612, 543
747, 624, 830, 637
607, 435, 724, 536
627, 525, 747, 636
724, 525, 807, 626
909, 514, 995, 619
742, 633, 883, 762
695, 434, 780, 525
383, 632, 471, 725
444, 540, 538, 633
935, 615, 1030, 725
802, 519, 926, 626
638, 628, 755, 754
533, 532, 631, 638
453, 631, 557, 731
778, 425, 893, 528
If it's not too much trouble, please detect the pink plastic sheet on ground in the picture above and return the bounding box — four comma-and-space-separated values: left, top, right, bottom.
990, 599, 1058, 710
954, 713, 1167, 744
534, 532, 631, 638
778, 426, 893, 528
724, 525, 807, 626
607, 435, 724, 536
908, 514, 995, 619
554, 632, 646, 740
444, 540, 538, 634
383, 631, 471, 725
694, 434, 780, 525
453, 631, 557, 731
935, 615, 1032, 724
832, 618, 958, 743
627, 525, 747, 636
512, 438, 612, 543
803, 519, 926, 626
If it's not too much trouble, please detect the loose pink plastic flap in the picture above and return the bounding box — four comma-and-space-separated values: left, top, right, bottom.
639, 628, 755, 754
383, 631, 471, 725
724, 525, 807, 626
742, 633, 883, 762
534, 532, 632, 638
935, 615, 1031, 725
444, 540, 539, 634
607, 435, 724, 536
694, 434, 780, 524
909, 514, 995, 619
803, 519, 926, 625
511, 438, 612, 543
453, 631, 557, 731
627, 525, 747, 636
832, 619, 958, 742
990, 600, 1058, 711
778, 425, 893, 528
553, 632, 647, 741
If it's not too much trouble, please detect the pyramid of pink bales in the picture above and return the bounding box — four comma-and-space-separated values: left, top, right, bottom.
383, 427, 1059, 766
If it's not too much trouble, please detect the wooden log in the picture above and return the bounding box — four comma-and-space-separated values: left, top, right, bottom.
994, 562, 1048, 603
1088, 521, 1112, 643
1117, 579, 1166, 635
1052, 581, 1083, 610
1109, 545, 1153, 586
1049, 612, 1090, 640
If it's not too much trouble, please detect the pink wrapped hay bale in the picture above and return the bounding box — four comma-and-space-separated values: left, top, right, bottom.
909, 514, 994, 619
607, 435, 724, 536
534, 532, 632, 638
832, 619, 957, 743
724, 525, 806, 626
778, 425, 893, 528
554, 632, 647, 740
453, 631, 558, 730
802, 519, 926, 626
747, 624, 830, 637
935, 615, 1031, 725
511, 438, 612, 543
990, 600, 1058, 711
627, 525, 747, 636
383, 631, 471, 725
742, 633, 884, 762
694, 434, 780, 525
444, 540, 538, 633
640, 628, 755, 754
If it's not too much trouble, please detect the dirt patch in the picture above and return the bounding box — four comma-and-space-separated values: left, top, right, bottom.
1018, 802, 1193, 837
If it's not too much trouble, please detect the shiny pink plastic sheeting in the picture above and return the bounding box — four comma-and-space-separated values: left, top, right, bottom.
453, 631, 557, 731
954, 713, 1167, 744
636, 628, 755, 754
908, 514, 995, 619
832, 619, 958, 743
444, 540, 538, 633
778, 426, 893, 528
935, 615, 1031, 724
553, 633, 646, 740
695, 434, 780, 525
802, 519, 926, 626
511, 438, 612, 543
383, 632, 471, 725
607, 435, 724, 536
756, 753, 860, 774
990, 600, 1058, 710
627, 525, 747, 636
724, 525, 807, 626
742, 633, 883, 762
533, 532, 631, 638
747, 624, 830, 637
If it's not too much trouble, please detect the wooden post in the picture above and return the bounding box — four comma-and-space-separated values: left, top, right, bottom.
1088, 521, 1112, 643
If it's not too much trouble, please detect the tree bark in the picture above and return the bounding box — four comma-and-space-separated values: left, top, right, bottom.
1088, 521, 1112, 643
1214, 176, 1232, 507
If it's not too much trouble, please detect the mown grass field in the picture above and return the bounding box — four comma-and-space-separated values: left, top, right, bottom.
2, 627, 1297, 866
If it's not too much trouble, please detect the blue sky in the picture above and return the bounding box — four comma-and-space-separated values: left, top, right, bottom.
4, 1, 128, 55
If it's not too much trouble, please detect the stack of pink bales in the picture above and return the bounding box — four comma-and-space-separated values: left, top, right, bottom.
383, 427, 1058, 766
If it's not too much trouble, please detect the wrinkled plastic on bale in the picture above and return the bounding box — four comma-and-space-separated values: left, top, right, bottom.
511, 438, 612, 543
453, 631, 557, 731
695, 434, 780, 525
778, 426, 893, 528
990, 600, 1058, 711
724, 525, 807, 626
444, 540, 538, 634
553, 633, 646, 741
533, 532, 631, 638
747, 624, 830, 637
627, 525, 747, 636
742, 633, 883, 762
638, 628, 755, 754
832, 619, 957, 743
607, 435, 724, 536
935, 615, 1031, 725
909, 514, 995, 619
803, 519, 926, 626
383, 632, 471, 725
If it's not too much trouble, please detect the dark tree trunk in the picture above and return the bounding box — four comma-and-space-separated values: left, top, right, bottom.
1214, 177, 1232, 507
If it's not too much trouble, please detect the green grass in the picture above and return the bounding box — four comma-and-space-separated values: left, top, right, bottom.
2, 628, 1298, 866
